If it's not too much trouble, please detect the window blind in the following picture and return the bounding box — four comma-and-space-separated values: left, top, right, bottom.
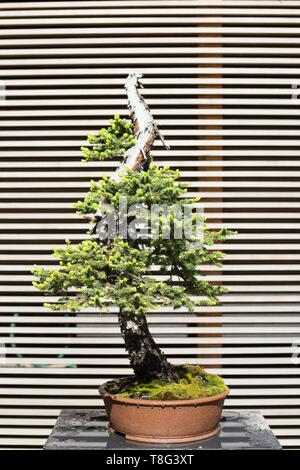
0, 0, 299, 449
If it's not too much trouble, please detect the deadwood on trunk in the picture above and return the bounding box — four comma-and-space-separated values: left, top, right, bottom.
107, 72, 169, 185
84, 73, 169, 222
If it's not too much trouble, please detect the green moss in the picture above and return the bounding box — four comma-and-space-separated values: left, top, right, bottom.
116, 365, 228, 400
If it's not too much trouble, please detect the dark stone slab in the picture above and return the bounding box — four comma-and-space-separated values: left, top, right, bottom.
44, 409, 281, 450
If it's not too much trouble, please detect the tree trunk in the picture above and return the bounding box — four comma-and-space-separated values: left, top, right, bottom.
118, 310, 180, 383
90, 74, 178, 383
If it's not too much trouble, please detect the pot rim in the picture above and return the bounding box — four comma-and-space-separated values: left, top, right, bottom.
99, 382, 229, 407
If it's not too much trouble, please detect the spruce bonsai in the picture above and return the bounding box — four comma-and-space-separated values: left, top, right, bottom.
32, 74, 232, 392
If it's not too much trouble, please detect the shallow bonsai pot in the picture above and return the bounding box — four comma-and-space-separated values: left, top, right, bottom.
99, 381, 229, 443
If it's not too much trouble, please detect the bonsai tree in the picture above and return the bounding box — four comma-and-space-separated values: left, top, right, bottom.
32, 74, 232, 386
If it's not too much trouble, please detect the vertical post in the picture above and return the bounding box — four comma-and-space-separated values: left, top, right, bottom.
197, 10, 223, 369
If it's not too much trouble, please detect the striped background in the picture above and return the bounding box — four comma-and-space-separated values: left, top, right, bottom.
0, 0, 299, 449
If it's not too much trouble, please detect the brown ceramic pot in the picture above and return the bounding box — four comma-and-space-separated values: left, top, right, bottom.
99, 381, 229, 443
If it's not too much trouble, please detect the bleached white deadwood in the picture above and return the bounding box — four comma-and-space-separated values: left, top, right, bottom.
109, 72, 170, 185
84, 73, 169, 223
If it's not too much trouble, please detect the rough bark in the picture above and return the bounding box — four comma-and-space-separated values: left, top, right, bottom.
118, 310, 180, 383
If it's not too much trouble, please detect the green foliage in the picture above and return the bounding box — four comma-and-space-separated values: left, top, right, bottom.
81, 114, 135, 162
116, 365, 228, 400
32, 115, 235, 315
32, 238, 173, 314
73, 166, 188, 215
